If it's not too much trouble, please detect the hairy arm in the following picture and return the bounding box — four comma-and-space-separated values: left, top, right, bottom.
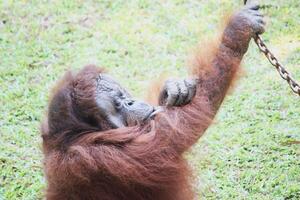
153, 3, 265, 153
200, 4, 265, 110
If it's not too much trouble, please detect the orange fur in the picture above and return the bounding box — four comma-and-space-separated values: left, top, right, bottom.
42, 10, 254, 199
145, 73, 169, 105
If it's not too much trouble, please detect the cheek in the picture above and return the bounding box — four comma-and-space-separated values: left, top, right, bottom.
124, 114, 138, 127
96, 98, 127, 128
96, 97, 116, 116
117, 108, 134, 126
107, 113, 126, 128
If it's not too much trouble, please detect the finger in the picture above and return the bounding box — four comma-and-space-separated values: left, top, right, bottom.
158, 88, 168, 106
246, 1, 260, 10
174, 81, 188, 106
166, 83, 179, 106
253, 14, 266, 25
258, 18, 266, 25
254, 24, 265, 35
183, 79, 197, 104
245, 0, 259, 6
184, 87, 196, 105
257, 25, 265, 34
184, 78, 198, 87
258, 15, 266, 23
159, 79, 176, 106
249, 4, 260, 10
247, 9, 263, 17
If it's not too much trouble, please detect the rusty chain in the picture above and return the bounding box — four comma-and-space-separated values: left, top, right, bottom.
244, 0, 300, 96
254, 35, 300, 96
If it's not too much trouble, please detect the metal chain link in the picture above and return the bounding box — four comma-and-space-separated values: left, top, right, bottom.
244, 0, 300, 96
254, 35, 300, 96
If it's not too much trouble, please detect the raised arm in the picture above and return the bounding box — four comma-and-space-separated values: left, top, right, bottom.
159, 3, 265, 112
154, 3, 265, 153
200, 3, 265, 110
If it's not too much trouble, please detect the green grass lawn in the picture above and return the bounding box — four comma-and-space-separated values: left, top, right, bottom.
0, 0, 299, 199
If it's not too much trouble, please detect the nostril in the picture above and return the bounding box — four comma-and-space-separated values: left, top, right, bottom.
114, 99, 122, 108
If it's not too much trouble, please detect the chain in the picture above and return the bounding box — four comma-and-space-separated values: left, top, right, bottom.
244, 0, 300, 96
254, 35, 300, 96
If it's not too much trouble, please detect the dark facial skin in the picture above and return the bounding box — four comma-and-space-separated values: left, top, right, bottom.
94, 74, 198, 128
95, 74, 155, 128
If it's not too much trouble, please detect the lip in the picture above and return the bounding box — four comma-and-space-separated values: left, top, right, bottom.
145, 106, 164, 120
142, 107, 155, 121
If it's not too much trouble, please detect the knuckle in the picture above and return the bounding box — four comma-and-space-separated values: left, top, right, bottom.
184, 78, 196, 87
164, 79, 176, 86
190, 86, 196, 94
181, 90, 188, 97
179, 83, 187, 91
168, 91, 178, 98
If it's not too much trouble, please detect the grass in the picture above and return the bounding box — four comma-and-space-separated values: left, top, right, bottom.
0, 0, 299, 199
